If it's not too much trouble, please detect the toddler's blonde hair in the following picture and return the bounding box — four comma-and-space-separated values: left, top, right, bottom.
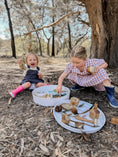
71, 45, 87, 59
26, 53, 39, 65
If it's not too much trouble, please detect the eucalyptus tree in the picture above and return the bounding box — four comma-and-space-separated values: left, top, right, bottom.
10, 0, 45, 55
77, 0, 118, 67
28, 0, 89, 56
60, 0, 73, 51
52, 0, 89, 55
4, 0, 16, 58
4, 0, 89, 57
51, 0, 55, 56
10, 0, 60, 56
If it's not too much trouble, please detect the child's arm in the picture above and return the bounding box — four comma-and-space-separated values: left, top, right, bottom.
38, 72, 43, 79
56, 72, 68, 93
95, 62, 108, 73
18, 60, 26, 70
37, 67, 43, 79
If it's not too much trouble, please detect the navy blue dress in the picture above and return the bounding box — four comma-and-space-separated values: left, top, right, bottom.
20, 65, 44, 85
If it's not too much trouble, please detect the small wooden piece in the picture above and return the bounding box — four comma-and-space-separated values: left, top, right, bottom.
61, 114, 70, 124
61, 103, 73, 110
75, 116, 94, 124
89, 103, 100, 126
110, 117, 118, 125
75, 121, 84, 129
87, 66, 97, 74
70, 97, 80, 106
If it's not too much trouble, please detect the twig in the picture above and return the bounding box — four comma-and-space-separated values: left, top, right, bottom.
8, 97, 12, 106
111, 81, 118, 87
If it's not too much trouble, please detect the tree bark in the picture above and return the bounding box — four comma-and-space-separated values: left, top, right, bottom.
51, 0, 55, 57
85, 0, 118, 67
67, 21, 72, 50
52, 22, 55, 57
47, 38, 50, 56
28, 20, 42, 56
4, 0, 16, 58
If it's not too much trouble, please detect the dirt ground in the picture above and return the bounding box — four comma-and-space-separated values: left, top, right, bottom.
0, 56, 118, 157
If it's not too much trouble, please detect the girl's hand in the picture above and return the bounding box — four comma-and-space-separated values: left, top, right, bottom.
38, 73, 43, 79
94, 66, 100, 73
95, 62, 108, 73
56, 85, 62, 94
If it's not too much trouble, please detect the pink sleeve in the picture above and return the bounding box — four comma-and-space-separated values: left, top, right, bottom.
64, 63, 72, 74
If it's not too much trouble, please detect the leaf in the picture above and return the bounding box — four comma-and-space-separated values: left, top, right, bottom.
50, 132, 55, 143
20, 138, 24, 155
39, 144, 50, 155
56, 135, 64, 142
55, 148, 63, 157
56, 140, 62, 147
63, 149, 72, 155
28, 137, 36, 144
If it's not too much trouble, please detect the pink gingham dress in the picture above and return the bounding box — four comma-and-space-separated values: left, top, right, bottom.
64, 59, 110, 91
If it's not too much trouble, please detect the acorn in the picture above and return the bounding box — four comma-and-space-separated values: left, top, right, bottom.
71, 107, 78, 114
55, 105, 62, 112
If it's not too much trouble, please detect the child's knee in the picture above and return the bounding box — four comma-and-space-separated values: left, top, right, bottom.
25, 82, 31, 88
36, 82, 44, 87
103, 79, 111, 86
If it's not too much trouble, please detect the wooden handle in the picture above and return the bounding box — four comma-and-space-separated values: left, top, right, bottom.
75, 116, 94, 124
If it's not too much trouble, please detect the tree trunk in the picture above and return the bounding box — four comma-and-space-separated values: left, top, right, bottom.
4, 0, 16, 58
67, 21, 72, 50
38, 39, 42, 56
51, 0, 55, 57
47, 38, 50, 56
85, 0, 118, 67
28, 19, 42, 55
52, 17, 55, 57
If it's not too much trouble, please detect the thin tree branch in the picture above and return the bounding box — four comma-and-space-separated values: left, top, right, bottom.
73, 31, 88, 47
77, 0, 86, 3
78, 17, 89, 26
24, 11, 80, 35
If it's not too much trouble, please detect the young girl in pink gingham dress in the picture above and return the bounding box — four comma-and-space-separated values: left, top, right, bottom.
56, 45, 118, 108
65, 58, 109, 91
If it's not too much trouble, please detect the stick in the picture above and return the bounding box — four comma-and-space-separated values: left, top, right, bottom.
79, 106, 93, 114
8, 97, 12, 105
111, 81, 118, 87
75, 116, 94, 124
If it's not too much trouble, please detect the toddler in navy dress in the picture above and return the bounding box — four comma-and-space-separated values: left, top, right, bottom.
9, 53, 49, 98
